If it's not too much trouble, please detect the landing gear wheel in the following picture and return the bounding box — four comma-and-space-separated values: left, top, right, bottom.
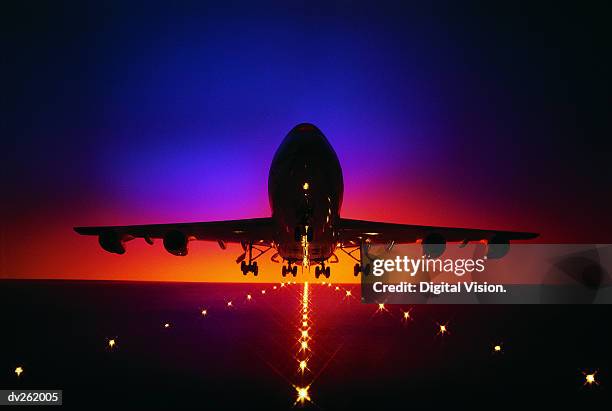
315, 266, 321, 279
292, 266, 298, 276
241, 261, 247, 275
353, 263, 361, 276
252, 262, 258, 276
325, 266, 330, 278
282, 266, 287, 277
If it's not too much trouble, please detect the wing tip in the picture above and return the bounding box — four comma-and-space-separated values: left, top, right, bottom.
74, 226, 98, 235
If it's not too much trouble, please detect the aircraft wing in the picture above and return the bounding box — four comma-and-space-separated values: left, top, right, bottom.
338, 218, 538, 245
74, 217, 275, 254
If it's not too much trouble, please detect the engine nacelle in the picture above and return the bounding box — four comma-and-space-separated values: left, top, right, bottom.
422, 233, 446, 258
163, 230, 189, 256
487, 235, 510, 259
98, 231, 126, 254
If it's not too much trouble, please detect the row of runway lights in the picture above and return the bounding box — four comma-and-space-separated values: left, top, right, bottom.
294, 281, 312, 405
11, 281, 600, 390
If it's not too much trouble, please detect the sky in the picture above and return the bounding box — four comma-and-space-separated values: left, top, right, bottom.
2, 1, 611, 282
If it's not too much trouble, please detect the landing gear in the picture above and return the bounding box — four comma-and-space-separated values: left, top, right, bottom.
315, 264, 330, 279
238, 241, 270, 276
282, 263, 299, 277
241, 260, 258, 276
341, 244, 371, 277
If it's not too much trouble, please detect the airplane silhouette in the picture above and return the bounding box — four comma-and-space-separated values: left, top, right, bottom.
75, 123, 537, 278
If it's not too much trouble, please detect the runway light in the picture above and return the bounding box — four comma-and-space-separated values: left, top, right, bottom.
345, 290, 352, 297
281, 283, 285, 287
301, 341, 308, 351
273, 286, 277, 290
247, 294, 252, 301
201, 309, 208, 316
377, 303, 387, 312
299, 360, 307, 373
164, 323, 170, 328
494, 344, 502, 353
302, 182, 309, 190
301, 330, 309, 338
584, 371, 598, 386
335, 286, 340, 291
108, 339, 116, 349
438, 323, 448, 335
227, 301, 233, 307
295, 386, 310, 404
328, 283, 332, 287
15, 367, 23, 377
403, 311, 410, 320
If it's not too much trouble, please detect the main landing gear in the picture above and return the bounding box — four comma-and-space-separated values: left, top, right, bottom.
241, 261, 258, 276
314, 264, 330, 279
281, 264, 298, 277
237, 241, 271, 276
339, 244, 371, 276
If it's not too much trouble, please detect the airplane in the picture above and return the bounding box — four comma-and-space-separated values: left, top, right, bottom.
75, 123, 538, 278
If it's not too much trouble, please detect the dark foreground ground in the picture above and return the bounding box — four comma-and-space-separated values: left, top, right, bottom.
0, 280, 609, 409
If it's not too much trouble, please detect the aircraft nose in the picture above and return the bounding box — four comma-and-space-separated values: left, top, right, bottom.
293, 123, 319, 133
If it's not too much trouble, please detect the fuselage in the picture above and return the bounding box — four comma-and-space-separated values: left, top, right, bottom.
268, 123, 343, 264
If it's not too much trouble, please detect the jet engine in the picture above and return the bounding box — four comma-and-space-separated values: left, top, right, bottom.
163, 230, 189, 256
422, 233, 446, 258
98, 231, 126, 254
486, 235, 510, 259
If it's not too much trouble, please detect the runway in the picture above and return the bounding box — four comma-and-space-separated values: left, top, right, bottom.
0, 280, 608, 408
